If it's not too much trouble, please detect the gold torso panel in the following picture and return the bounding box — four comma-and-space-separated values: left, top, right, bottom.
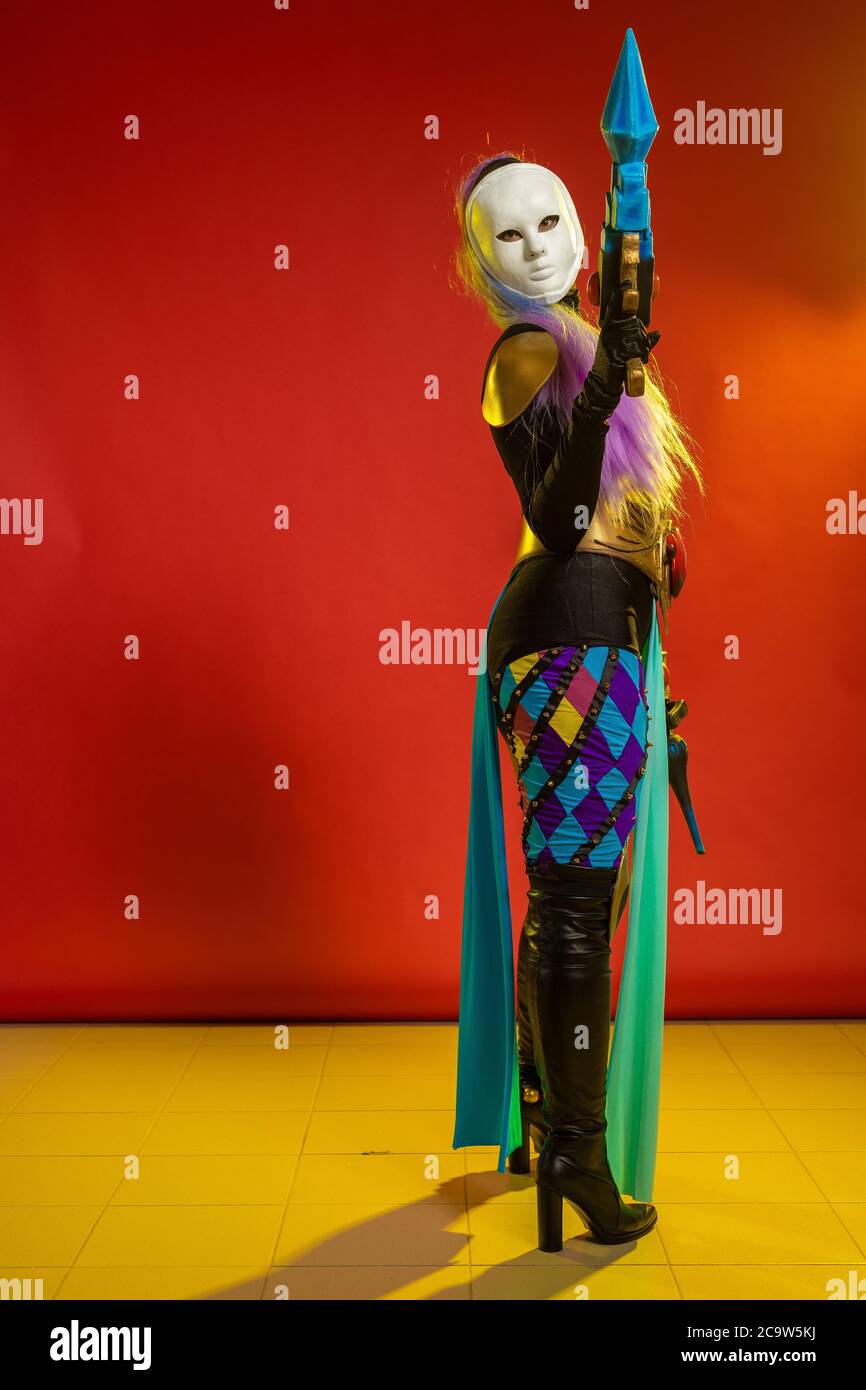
515, 510, 665, 591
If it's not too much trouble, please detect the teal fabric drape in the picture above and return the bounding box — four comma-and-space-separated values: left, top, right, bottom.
451, 583, 523, 1168
452, 587, 669, 1198
605, 606, 669, 1200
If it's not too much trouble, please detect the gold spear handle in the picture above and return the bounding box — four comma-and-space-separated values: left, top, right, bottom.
621, 232, 644, 397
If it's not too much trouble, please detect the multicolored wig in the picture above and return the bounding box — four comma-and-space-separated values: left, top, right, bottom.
454, 152, 702, 533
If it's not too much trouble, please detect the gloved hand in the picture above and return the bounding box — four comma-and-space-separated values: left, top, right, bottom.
578, 279, 661, 422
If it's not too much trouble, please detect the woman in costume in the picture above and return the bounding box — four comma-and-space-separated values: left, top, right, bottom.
451, 153, 700, 1251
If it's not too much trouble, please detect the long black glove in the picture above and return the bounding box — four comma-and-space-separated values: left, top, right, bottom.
578, 279, 661, 424
489, 289, 661, 555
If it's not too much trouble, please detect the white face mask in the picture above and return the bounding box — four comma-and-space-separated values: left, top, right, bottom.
465, 162, 585, 306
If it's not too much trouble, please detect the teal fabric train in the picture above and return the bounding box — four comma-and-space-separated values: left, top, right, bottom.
452, 584, 669, 1200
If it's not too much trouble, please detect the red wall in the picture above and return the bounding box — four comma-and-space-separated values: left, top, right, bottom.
2, 0, 864, 1018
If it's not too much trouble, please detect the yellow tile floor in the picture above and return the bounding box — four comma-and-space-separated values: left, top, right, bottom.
0, 1020, 864, 1300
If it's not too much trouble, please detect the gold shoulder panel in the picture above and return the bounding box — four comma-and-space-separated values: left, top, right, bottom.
482, 330, 559, 427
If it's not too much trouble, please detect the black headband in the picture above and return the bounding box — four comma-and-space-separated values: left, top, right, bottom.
464, 155, 522, 202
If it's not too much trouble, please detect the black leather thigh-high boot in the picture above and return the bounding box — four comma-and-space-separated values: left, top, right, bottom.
528, 866, 658, 1249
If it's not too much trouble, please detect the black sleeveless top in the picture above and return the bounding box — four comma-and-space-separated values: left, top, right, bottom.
483, 324, 654, 683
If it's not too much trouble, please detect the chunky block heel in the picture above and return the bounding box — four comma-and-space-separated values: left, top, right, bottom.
537, 1182, 564, 1252
537, 1143, 658, 1246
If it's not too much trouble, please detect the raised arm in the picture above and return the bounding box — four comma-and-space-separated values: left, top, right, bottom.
482, 298, 660, 556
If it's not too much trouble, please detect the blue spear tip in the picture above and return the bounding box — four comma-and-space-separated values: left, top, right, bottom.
601, 27, 659, 166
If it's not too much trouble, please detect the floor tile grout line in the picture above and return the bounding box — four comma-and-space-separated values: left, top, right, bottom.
55, 1022, 215, 1297
460, 1151, 475, 1299
774, 1146, 863, 1215
7, 1022, 866, 1296
701, 1032, 866, 1217
0, 1196, 852, 1208
823, 1203, 866, 1261
1, 1194, 855, 1207
705, 1018, 791, 1106
264, 1022, 334, 1289
0, 1027, 90, 1115
834, 1020, 866, 1060
705, 1020, 828, 1169
651, 1212, 676, 1280
12, 1093, 866, 1115
2, 1027, 95, 1302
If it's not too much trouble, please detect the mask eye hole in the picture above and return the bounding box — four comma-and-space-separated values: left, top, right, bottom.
538, 214, 559, 232
495, 229, 523, 242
